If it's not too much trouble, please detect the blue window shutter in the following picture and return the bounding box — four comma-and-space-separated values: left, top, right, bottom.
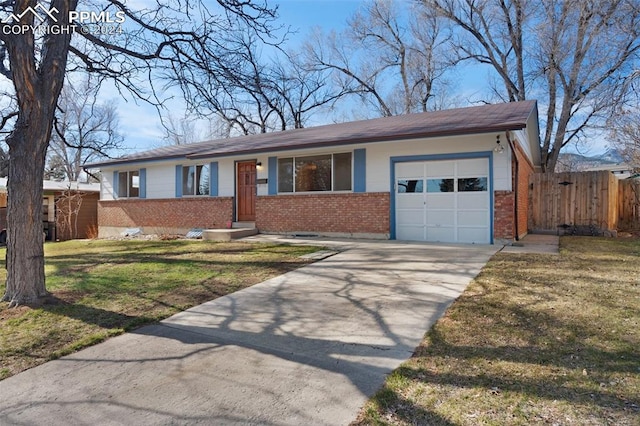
139, 168, 147, 199
268, 156, 277, 195
354, 149, 366, 192
209, 162, 218, 196
175, 165, 183, 198
113, 171, 119, 199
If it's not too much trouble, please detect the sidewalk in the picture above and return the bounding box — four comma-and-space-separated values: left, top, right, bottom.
500, 234, 560, 255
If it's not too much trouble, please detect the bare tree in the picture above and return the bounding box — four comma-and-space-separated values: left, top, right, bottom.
0, 0, 278, 306
303, 0, 455, 118
44, 154, 67, 180
0, 89, 17, 178
176, 26, 343, 135
423, 0, 640, 171
47, 76, 124, 181
609, 109, 640, 171
161, 114, 207, 146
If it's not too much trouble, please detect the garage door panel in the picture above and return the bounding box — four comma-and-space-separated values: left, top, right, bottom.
396, 162, 424, 176
397, 226, 425, 241
457, 158, 487, 176
397, 210, 424, 224
457, 227, 490, 244
426, 226, 455, 242
457, 210, 489, 227
427, 210, 455, 226
458, 193, 489, 209
425, 160, 455, 177
396, 195, 424, 209
426, 194, 455, 209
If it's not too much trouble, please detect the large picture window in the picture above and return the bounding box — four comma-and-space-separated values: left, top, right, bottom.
117, 171, 139, 198
278, 153, 352, 193
182, 164, 210, 196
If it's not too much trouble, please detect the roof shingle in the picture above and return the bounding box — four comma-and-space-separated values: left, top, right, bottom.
87, 100, 537, 168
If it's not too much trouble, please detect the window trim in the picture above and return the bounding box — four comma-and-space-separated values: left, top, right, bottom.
116, 170, 140, 199
277, 152, 353, 194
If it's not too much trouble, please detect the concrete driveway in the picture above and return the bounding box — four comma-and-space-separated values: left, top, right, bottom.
0, 239, 498, 425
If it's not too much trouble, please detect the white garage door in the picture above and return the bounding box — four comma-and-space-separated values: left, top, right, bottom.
395, 158, 490, 244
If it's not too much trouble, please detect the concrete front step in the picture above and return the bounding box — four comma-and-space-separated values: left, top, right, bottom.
232, 222, 256, 229
202, 228, 258, 242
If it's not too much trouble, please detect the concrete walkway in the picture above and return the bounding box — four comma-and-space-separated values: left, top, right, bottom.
0, 240, 498, 425
500, 234, 560, 255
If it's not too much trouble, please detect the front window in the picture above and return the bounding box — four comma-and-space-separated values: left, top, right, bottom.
182, 164, 210, 196
278, 153, 352, 193
117, 171, 139, 198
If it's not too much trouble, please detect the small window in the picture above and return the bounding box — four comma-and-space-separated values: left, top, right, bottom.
397, 179, 423, 193
117, 171, 139, 198
182, 164, 210, 196
278, 158, 294, 193
458, 177, 488, 192
427, 178, 454, 193
333, 153, 352, 191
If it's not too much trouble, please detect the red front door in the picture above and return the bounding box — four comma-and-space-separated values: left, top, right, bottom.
237, 161, 256, 222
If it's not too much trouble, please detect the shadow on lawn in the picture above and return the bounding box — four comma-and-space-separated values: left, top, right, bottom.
40, 295, 155, 331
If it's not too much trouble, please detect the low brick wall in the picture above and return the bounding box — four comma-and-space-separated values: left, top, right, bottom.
256, 192, 390, 237
98, 197, 234, 236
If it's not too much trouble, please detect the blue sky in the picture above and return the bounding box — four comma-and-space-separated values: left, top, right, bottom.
276, 0, 362, 35
117, 0, 366, 153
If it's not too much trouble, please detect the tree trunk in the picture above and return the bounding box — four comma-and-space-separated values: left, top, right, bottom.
1, 0, 73, 307
2, 119, 50, 307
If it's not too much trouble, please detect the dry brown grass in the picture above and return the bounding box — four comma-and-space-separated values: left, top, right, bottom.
353, 236, 640, 425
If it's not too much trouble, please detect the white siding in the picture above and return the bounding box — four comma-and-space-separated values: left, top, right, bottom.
97, 132, 516, 200
145, 163, 176, 199
101, 172, 115, 200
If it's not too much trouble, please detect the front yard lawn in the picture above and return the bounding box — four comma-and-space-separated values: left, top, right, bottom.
0, 239, 320, 381
354, 236, 640, 425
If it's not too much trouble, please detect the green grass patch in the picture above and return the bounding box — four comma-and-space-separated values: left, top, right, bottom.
353, 236, 640, 425
0, 239, 320, 380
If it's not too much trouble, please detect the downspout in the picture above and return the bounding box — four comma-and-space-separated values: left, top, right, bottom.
505, 131, 520, 241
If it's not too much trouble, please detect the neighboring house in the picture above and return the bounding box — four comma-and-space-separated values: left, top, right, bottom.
0, 179, 100, 241
582, 163, 635, 180
86, 101, 541, 244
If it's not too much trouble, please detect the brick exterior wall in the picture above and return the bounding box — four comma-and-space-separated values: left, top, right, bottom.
256, 192, 390, 236
98, 197, 234, 233
494, 190, 515, 240
493, 140, 536, 241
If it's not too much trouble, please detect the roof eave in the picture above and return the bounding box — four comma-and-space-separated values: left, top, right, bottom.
187, 123, 528, 160
84, 154, 188, 170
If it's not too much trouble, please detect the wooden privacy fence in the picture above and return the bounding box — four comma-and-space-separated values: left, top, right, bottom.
618, 179, 640, 230
529, 171, 621, 236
